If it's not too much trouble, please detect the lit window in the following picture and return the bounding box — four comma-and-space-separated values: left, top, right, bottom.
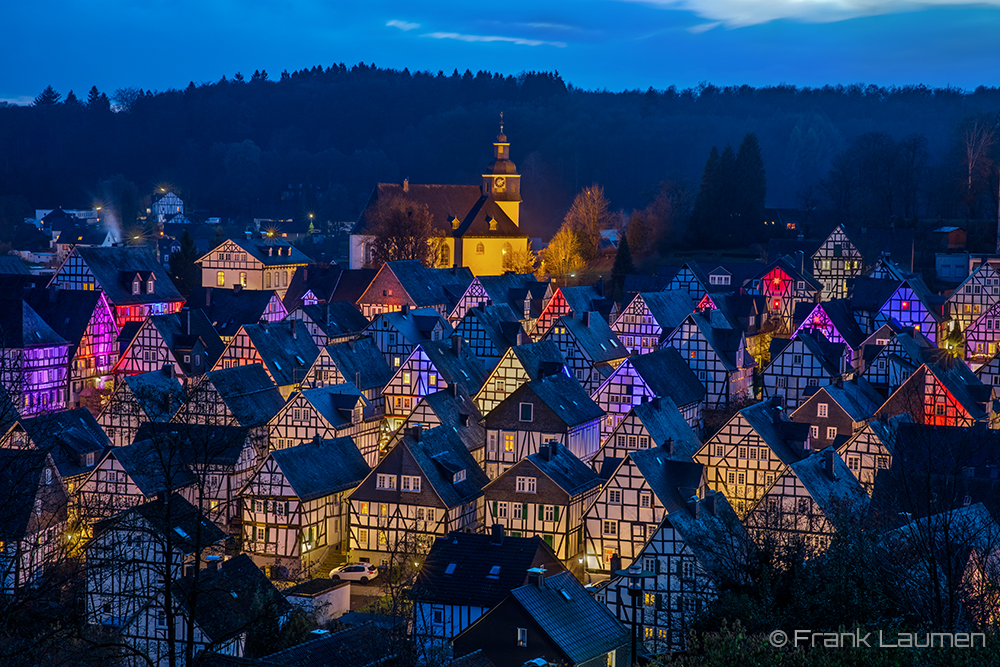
217, 271, 225, 287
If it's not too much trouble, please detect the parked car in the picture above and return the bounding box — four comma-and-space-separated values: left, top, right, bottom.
330, 562, 378, 583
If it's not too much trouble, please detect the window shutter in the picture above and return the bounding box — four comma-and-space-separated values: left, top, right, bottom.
492, 501, 498, 517
553, 506, 560, 522
265, 526, 270, 543
654, 559, 661, 575
655, 593, 663, 610
522, 503, 528, 519
285, 502, 289, 515
538, 505, 545, 521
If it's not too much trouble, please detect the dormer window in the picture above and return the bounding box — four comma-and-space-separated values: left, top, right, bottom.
147, 279, 155, 293
453, 469, 466, 484
488, 217, 497, 231
132, 280, 140, 295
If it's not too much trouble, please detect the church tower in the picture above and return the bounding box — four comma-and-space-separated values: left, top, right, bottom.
482, 114, 522, 226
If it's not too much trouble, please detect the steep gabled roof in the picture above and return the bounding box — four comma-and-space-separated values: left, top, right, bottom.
240, 320, 320, 386
103, 493, 226, 555
800, 377, 883, 423
797, 330, 847, 376
510, 571, 628, 663
18, 408, 110, 479
850, 276, 902, 311
406, 425, 490, 509
795, 299, 867, 350
187, 287, 284, 339
109, 438, 200, 497
517, 374, 604, 429
630, 448, 704, 513
294, 301, 370, 340
215, 236, 312, 267
69, 246, 183, 305
134, 422, 249, 469
660, 490, 753, 586
410, 531, 562, 607
371, 308, 452, 345
475, 273, 548, 313
510, 340, 567, 380
628, 395, 703, 461
203, 363, 285, 428
526, 443, 602, 496
557, 285, 614, 322
23, 288, 107, 352
557, 313, 627, 365
371, 260, 474, 310
417, 338, 491, 395
687, 311, 745, 371
928, 361, 993, 422
0, 449, 56, 540
263, 622, 395, 667
415, 385, 485, 454
740, 400, 811, 465
0, 256, 31, 275
0, 299, 68, 349
629, 348, 707, 408
150, 309, 226, 371
269, 437, 370, 501
457, 303, 526, 356
300, 384, 368, 429
122, 368, 185, 422
750, 256, 823, 292
324, 337, 394, 392
634, 290, 694, 332
788, 448, 869, 520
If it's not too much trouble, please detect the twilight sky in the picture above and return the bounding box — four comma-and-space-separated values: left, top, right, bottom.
4, 0, 1000, 104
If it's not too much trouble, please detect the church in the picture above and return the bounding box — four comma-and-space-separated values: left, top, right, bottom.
349, 122, 530, 276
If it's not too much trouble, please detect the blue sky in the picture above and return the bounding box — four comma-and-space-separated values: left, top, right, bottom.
4, 0, 1000, 104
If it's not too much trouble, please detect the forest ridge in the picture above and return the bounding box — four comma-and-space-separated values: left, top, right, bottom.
4, 64, 1000, 240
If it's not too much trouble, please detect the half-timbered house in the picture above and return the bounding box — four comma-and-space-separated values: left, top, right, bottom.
599, 490, 750, 653
694, 399, 812, 517
945, 259, 1000, 334
0, 299, 69, 416
810, 225, 865, 299
663, 261, 760, 303
355, 260, 474, 319
592, 395, 704, 474
975, 351, 1000, 388
196, 236, 311, 295
583, 447, 705, 574
860, 326, 936, 394
592, 348, 706, 442
453, 303, 526, 366
115, 309, 225, 379
0, 450, 69, 594
382, 336, 490, 436
612, 291, 694, 356
448, 273, 551, 328
792, 299, 866, 370
878, 361, 998, 428
212, 319, 319, 398
850, 276, 942, 345
393, 384, 486, 465
662, 310, 755, 409
745, 258, 821, 334
789, 377, 883, 450
746, 447, 868, 554
268, 383, 381, 466
24, 288, 119, 410
348, 425, 490, 565
409, 530, 564, 651
961, 296, 1000, 364
299, 337, 393, 419
48, 245, 184, 327
185, 286, 287, 342
542, 311, 627, 394
241, 436, 370, 578
482, 441, 601, 561
474, 340, 567, 416
530, 284, 613, 341
285, 301, 369, 347
97, 365, 184, 447
282, 264, 377, 313
837, 413, 909, 493
762, 331, 850, 409
483, 372, 603, 479
364, 305, 453, 370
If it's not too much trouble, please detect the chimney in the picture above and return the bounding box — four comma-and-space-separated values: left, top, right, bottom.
312, 433, 322, 446
582, 312, 591, 327
185, 309, 191, 336
490, 523, 505, 546
403, 178, 409, 192
162, 363, 175, 379
517, 330, 527, 346
824, 448, 837, 480
459, 413, 470, 427
568, 310, 575, 322
233, 284, 242, 294
663, 438, 673, 455
539, 442, 551, 462
401, 303, 410, 317
411, 425, 422, 442
356, 371, 362, 388
687, 495, 700, 519
526, 567, 545, 588
704, 491, 717, 516
596, 277, 605, 298
795, 250, 804, 275
206, 287, 212, 308
290, 318, 297, 339
206, 557, 220, 572
447, 383, 458, 398
651, 396, 661, 410
477, 301, 486, 312
452, 335, 462, 356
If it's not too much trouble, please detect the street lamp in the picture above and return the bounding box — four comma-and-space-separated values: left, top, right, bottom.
615, 563, 655, 667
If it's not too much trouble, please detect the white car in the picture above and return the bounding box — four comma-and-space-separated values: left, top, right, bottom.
330, 563, 378, 583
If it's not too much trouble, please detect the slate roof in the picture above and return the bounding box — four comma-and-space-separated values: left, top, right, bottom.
323, 337, 394, 392
107, 438, 200, 497
414, 385, 485, 454
510, 341, 567, 380
263, 622, 395, 667
69, 246, 183, 305
684, 260, 763, 294
23, 288, 106, 352
99, 493, 227, 554
660, 490, 753, 586
0, 299, 68, 349
633, 291, 695, 333
294, 302, 370, 340
394, 261, 476, 310
213, 236, 312, 267
240, 320, 320, 386
630, 448, 705, 513
133, 422, 249, 468
283, 264, 354, 310
410, 531, 562, 607
457, 303, 526, 356
750, 256, 823, 292
795, 299, 866, 350
122, 368, 185, 422
740, 399, 811, 465
474, 273, 547, 314
788, 448, 869, 520
448, 650, 497, 667
353, 183, 527, 239
17, 408, 110, 479
404, 425, 490, 509
150, 309, 227, 371
509, 571, 628, 664
629, 348, 707, 408
0, 449, 53, 540
204, 364, 286, 428
370, 308, 452, 346
187, 287, 283, 339
628, 395, 703, 461
268, 437, 370, 502
56, 226, 113, 246
300, 384, 368, 430
927, 361, 993, 422
801, 377, 883, 423
796, 330, 848, 376
621, 274, 671, 308
504, 374, 604, 430
526, 443, 602, 496
174, 554, 291, 643
687, 311, 746, 371
558, 284, 613, 321
557, 313, 627, 365
0, 256, 31, 275
850, 277, 902, 311
417, 338, 491, 395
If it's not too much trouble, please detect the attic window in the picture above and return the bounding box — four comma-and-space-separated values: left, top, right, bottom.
174, 527, 189, 539
295, 355, 306, 365
445, 563, 457, 575
559, 589, 571, 601
488, 217, 497, 231
132, 280, 140, 295
147, 280, 155, 294
453, 469, 467, 484
273, 361, 282, 371
487, 565, 501, 579
230, 591, 238, 598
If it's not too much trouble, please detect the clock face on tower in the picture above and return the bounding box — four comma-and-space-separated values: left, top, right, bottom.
494, 176, 506, 190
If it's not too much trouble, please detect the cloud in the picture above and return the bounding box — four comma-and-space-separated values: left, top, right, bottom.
423, 31, 568, 47
0, 96, 34, 106
624, 0, 1000, 27
687, 21, 721, 32
386, 19, 420, 31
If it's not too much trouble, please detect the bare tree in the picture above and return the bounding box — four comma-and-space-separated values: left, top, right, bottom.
363, 195, 436, 268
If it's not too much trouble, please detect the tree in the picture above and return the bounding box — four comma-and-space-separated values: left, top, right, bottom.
63, 90, 82, 108
610, 232, 634, 300
563, 185, 617, 262
734, 133, 767, 241
86, 86, 110, 112
958, 115, 997, 220
691, 146, 724, 247
502, 240, 538, 275
32, 85, 61, 107
168, 230, 200, 296
363, 195, 436, 267
539, 225, 584, 283
111, 87, 143, 114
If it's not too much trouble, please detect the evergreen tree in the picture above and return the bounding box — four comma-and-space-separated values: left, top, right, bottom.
169, 230, 200, 296
611, 232, 634, 300
691, 146, 722, 246
33, 85, 61, 107
735, 132, 767, 243
63, 90, 82, 108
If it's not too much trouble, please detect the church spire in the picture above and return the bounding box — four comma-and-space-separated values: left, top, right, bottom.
483, 114, 521, 226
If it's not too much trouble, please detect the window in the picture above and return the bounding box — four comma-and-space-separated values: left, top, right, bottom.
453, 469, 466, 483
476, 243, 485, 255
403, 372, 411, 384
428, 374, 437, 386
810, 425, 819, 439
504, 433, 515, 452
376, 474, 397, 490
644, 592, 656, 606
793, 354, 803, 365
727, 471, 735, 485
516, 476, 536, 493
609, 489, 622, 504
517, 628, 528, 647
519, 403, 533, 422
797, 497, 809, 514
876, 456, 888, 469
497, 501, 508, 518
494, 379, 505, 393
86, 452, 95, 467
640, 492, 651, 508
602, 520, 617, 536
513, 503, 523, 519
432, 609, 444, 625
847, 455, 860, 472
776, 376, 787, 388
817, 403, 828, 418
826, 426, 837, 439
682, 560, 694, 579
544, 505, 554, 521
217, 271, 225, 286
131, 280, 140, 295
488, 433, 497, 451
901, 301, 909, 310
358, 528, 368, 543
738, 446, 747, 459
156, 611, 167, 628
401, 476, 421, 492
